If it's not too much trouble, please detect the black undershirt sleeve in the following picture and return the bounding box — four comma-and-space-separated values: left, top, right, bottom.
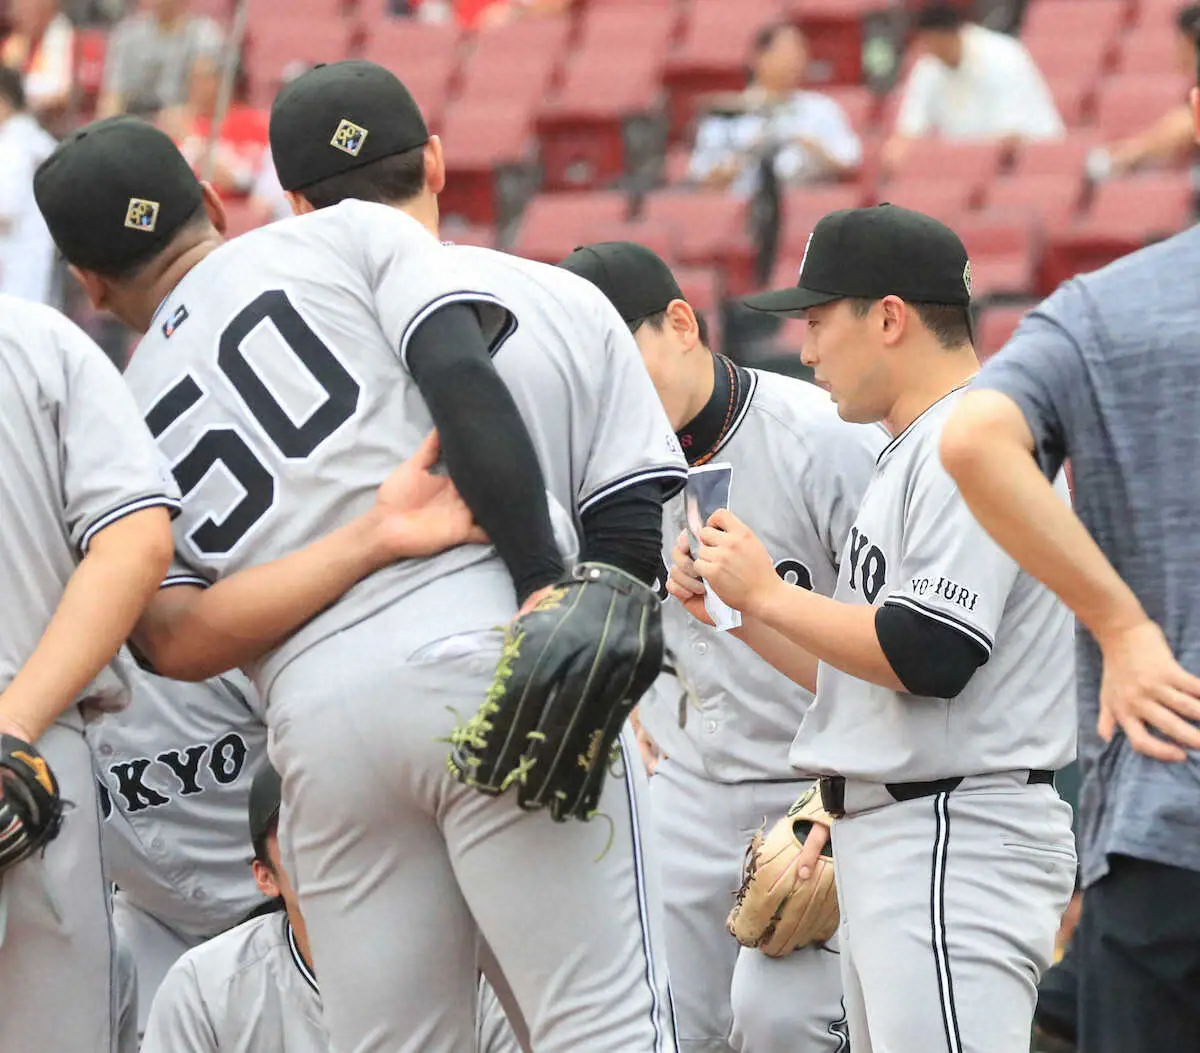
875, 603, 988, 699
406, 302, 563, 604
578, 481, 666, 588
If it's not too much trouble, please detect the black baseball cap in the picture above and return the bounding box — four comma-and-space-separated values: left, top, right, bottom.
743, 204, 972, 315
248, 761, 282, 851
270, 59, 430, 192
34, 116, 204, 275
558, 241, 684, 326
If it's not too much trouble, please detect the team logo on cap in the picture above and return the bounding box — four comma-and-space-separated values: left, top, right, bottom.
124, 198, 160, 232
963, 260, 972, 295
331, 118, 368, 157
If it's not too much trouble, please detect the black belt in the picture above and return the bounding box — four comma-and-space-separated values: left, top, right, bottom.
818, 769, 1055, 820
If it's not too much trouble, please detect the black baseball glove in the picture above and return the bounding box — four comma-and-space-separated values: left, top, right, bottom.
447, 562, 664, 821
0, 734, 64, 873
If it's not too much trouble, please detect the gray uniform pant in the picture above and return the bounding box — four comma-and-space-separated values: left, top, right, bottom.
833, 775, 1076, 1053
649, 760, 846, 1053
0, 722, 118, 1052
268, 622, 676, 1053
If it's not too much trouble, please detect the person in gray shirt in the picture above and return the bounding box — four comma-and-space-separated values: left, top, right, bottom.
940, 99, 1200, 1053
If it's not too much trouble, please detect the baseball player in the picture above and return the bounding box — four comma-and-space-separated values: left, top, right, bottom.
559, 240, 885, 1053
671, 205, 1078, 1052
88, 663, 270, 1040
0, 294, 178, 1052
34, 100, 683, 1053
141, 761, 328, 1052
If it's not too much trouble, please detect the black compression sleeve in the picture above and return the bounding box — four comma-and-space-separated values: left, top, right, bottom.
406, 302, 563, 604
875, 603, 988, 699
579, 481, 665, 588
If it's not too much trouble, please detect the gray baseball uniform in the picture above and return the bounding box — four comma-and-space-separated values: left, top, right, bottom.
88, 661, 268, 1038
0, 296, 179, 1053
790, 386, 1077, 1053
121, 200, 685, 1053
639, 370, 883, 1053
141, 911, 327, 1053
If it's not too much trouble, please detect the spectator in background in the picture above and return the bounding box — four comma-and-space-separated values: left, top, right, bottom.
0, 66, 57, 303
1087, 3, 1200, 180
160, 55, 268, 200
98, 0, 223, 118
688, 21, 862, 198
1, 0, 74, 126
883, 3, 1062, 175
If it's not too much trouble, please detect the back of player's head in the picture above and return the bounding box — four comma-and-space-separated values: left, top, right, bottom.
270, 59, 431, 206
34, 116, 206, 279
0, 66, 25, 112
914, 2, 963, 32
248, 760, 283, 865
558, 240, 710, 346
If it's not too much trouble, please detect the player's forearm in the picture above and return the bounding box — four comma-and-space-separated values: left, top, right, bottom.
731, 616, 819, 693
750, 578, 905, 691
0, 508, 173, 741
135, 514, 393, 681
941, 392, 1146, 645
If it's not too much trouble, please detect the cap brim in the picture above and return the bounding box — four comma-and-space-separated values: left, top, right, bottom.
741, 286, 843, 315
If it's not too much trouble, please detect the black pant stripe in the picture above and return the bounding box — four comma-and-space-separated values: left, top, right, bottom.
931, 792, 963, 1053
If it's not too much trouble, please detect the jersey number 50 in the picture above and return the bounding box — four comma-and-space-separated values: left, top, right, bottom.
146, 290, 360, 557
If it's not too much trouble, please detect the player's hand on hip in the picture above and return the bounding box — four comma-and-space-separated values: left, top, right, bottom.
1097, 619, 1200, 762
694, 509, 779, 616
667, 531, 715, 626
372, 430, 488, 559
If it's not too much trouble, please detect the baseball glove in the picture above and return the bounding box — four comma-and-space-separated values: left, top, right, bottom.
727, 786, 838, 956
0, 734, 64, 873
447, 562, 663, 822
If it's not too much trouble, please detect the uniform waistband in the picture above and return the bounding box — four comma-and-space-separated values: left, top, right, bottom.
819, 769, 1055, 819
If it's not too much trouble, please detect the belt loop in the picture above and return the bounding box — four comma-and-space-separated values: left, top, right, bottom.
819, 776, 846, 819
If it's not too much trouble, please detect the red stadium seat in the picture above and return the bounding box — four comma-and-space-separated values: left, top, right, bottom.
1021, 1, 1127, 43
640, 189, 756, 296
1041, 173, 1194, 292
577, 3, 680, 58
872, 178, 975, 226
1023, 34, 1116, 82
245, 18, 358, 107
662, 0, 782, 140
455, 18, 568, 106
1094, 74, 1191, 139
1045, 74, 1096, 128
1117, 29, 1189, 74
956, 217, 1039, 299
1012, 133, 1099, 178
509, 191, 631, 263
884, 139, 1007, 199
438, 102, 537, 225
536, 52, 663, 190
246, 0, 346, 27
984, 174, 1084, 231
976, 304, 1032, 362
576, 219, 679, 263
674, 264, 724, 350
360, 20, 461, 83
823, 85, 878, 137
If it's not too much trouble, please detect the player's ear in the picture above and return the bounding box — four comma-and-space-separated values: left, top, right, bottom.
424, 135, 446, 196
252, 857, 282, 899
69, 264, 108, 310
878, 295, 907, 345
666, 298, 700, 351
199, 180, 227, 236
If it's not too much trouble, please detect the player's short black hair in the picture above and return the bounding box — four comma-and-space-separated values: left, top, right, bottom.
0, 67, 25, 112
298, 143, 427, 210
1178, 2, 1200, 36
914, 3, 964, 32
252, 814, 278, 867
636, 305, 711, 348
848, 297, 972, 350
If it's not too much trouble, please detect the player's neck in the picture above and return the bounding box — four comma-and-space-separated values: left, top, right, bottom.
884, 348, 979, 436
129, 235, 223, 334
396, 197, 440, 240
288, 911, 314, 972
